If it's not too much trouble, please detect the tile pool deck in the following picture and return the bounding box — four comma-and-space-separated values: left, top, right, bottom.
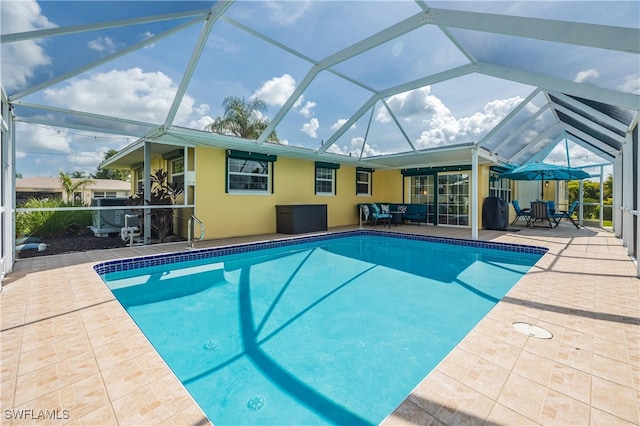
1, 224, 638, 425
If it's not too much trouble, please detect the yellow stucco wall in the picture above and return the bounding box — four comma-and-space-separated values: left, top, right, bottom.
193, 147, 403, 239
191, 147, 495, 239
129, 147, 499, 239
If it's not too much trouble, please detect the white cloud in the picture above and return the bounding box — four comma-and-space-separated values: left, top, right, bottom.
252, 74, 296, 107
88, 36, 118, 54
377, 87, 450, 124
264, 1, 312, 25
142, 31, 155, 49
67, 151, 105, 168
330, 119, 353, 131
43, 68, 198, 125
416, 96, 522, 148
299, 101, 316, 118
16, 122, 72, 154
574, 69, 600, 83
326, 136, 382, 157
619, 74, 640, 95
301, 118, 319, 138
378, 87, 523, 148
0, 0, 56, 90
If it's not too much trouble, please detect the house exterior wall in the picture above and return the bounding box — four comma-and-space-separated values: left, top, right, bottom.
189, 146, 493, 240
193, 147, 395, 239
16, 178, 130, 206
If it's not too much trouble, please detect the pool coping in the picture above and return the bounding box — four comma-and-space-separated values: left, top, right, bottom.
93, 229, 548, 276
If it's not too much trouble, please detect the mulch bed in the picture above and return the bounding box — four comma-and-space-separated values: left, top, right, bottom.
16, 233, 127, 258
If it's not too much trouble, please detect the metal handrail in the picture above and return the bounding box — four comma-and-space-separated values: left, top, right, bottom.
187, 215, 205, 248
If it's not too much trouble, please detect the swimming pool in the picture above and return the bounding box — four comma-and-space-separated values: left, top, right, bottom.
95, 230, 546, 425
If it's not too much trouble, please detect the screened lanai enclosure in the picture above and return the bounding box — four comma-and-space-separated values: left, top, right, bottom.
1, 0, 639, 280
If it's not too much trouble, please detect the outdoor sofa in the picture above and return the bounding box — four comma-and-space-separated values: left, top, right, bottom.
357, 203, 429, 225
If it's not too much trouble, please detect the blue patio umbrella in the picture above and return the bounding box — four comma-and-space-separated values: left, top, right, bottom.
499, 162, 591, 199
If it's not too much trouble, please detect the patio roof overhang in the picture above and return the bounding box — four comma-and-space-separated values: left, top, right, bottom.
102, 125, 499, 171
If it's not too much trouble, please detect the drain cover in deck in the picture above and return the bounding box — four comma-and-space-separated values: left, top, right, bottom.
512, 322, 553, 339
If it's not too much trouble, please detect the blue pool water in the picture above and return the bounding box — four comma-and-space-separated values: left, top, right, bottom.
97, 232, 545, 425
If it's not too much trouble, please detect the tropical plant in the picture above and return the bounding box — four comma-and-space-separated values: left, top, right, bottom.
568, 176, 613, 220
58, 171, 95, 204
16, 197, 92, 238
205, 96, 280, 143
128, 169, 184, 243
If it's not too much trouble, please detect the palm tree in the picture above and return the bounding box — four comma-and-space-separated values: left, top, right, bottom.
58, 171, 95, 204
205, 96, 280, 143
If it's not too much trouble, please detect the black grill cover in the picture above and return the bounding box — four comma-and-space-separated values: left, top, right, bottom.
482, 196, 508, 230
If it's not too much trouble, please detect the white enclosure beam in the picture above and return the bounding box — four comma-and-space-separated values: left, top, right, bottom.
13, 101, 159, 130
476, 63, 640, 111
562, 124, 619, 160
549, 92, 630, 133
508, 123, 563, 162
381, 99, 416, 152
1, 9, 210, 43
479, 88, 541, 151
553, 104, 625, 145
164, 2, 234, 127
491, 104, 550, 155
9, 17, 206, 101
320, 64, 475, 153
471, 146, 478, 240
425, 7, 640, 53
14, 116, 146, 137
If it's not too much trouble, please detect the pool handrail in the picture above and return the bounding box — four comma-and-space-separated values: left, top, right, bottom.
188, 215, 205, 249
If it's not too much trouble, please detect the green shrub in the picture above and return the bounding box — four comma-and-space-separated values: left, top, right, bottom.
16, 198, 92, 238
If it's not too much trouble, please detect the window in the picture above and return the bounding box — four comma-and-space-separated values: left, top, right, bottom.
489, 170, 512, 203
93, 191, 117, 198
410, 175, 434, 205
315, 167, 335, 195
135, 169, 143, 193
171, 158, 184, 187
437, 172, 469, 226
228, 158, 270, 193
356, 169, 372, 196
315, 162, 339, 195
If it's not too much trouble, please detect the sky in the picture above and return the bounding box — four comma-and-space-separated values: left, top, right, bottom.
2, 0, 637, 178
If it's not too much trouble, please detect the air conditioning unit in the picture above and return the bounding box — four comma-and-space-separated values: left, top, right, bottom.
89, 198, 138, 237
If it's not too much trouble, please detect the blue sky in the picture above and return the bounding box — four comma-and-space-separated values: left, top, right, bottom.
2, 1, 637, 178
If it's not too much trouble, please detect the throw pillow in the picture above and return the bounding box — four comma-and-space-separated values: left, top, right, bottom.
381, 204, 390, 214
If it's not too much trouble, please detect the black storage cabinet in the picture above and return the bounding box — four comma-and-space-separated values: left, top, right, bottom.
276, 204, 327, 234
482, 196, 509, 230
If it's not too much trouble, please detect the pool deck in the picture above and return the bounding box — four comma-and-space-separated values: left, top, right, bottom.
1, 223, 638, 425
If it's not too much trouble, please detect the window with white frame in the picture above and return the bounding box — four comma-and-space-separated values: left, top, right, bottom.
315, 162, 339, 195
315, 167, 335, 195
134, 169, 143, 193
489, 170, 512, 203
171, 157, 184, 187
93, 191, 117, 198
227, 158, 271, 193
356, 169, 372, 196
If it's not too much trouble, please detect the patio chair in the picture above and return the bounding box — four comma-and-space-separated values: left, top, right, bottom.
530, 201, 553, 228
547, 200, 556, 215
369, 203, 391, 228
551, 200, 580, 229
511, 200, 531, 225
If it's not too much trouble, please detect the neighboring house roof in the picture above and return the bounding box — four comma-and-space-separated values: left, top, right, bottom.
16, 177, 130, 192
